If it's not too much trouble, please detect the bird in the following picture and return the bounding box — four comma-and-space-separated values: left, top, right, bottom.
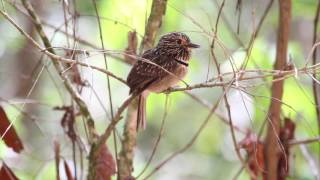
126, 32, 199, 130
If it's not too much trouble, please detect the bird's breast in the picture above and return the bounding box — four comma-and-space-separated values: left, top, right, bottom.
147, 64, 188, 93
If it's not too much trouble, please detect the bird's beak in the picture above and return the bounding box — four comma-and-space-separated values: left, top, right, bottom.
187, 42, 200, 48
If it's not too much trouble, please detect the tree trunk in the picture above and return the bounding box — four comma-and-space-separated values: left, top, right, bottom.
264, 0, 291, 179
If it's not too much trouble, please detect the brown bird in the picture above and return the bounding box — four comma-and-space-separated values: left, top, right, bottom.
127, 32, 199, 129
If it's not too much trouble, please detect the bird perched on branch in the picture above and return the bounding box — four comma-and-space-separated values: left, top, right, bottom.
127, 32, 199, 130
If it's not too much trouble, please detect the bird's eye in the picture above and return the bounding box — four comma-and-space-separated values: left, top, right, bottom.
177, 39, 182, 44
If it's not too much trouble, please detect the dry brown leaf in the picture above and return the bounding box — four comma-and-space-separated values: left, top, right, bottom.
278, 118, 296, 180
239, 133, 265, 180
55, 106, 77, 141
94, 144, 116, 180
0, 106, 23, 153
0, 162, 18, 180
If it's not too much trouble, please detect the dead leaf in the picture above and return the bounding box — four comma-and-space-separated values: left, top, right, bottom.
0, 106, 23, 153
94, 144, 116, 180
278, 118, 295, 180
239, 132, 265, 180
55, 106, 77, 141
0, 163, 18, 180
280, 118, 295, 142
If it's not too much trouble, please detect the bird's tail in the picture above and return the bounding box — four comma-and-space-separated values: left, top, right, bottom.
137, 94, 146, 130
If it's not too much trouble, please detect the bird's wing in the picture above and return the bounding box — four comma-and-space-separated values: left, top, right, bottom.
127, 49, 177, 94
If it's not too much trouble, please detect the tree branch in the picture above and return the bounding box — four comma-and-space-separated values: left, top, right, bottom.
140, 0, 167, 52
289, 136, 320, 146
2, 0, 97, 141
118, 0, 168, 179
88, 94, 138, 180
264, 0, 291, 179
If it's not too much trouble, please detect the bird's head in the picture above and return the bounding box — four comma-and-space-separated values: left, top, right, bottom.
156, 32, 199, 61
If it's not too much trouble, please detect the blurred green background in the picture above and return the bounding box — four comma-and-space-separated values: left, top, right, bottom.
0, 0, 319, 179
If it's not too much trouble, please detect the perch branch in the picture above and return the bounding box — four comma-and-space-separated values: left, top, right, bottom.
118, 0, 168, 179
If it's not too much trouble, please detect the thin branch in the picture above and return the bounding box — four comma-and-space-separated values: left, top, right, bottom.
1, 1, 98, 141
167, 3, 211, 37
43, 51, 127, 84
3, 7, 319, 94
142, 84, 233, 180
118, 0, 168, 179
212, 0, 244, 47
90, 1, 119, 179
0, 11, 127, 86
289, 136, 320, 146
14, 28, 126, 82
6, 5, 319, 96
42, 22, 126, 63
81, 14, 144, 38
136, 95, 169, 179
209, 0, 249, 173
183, 91, 246, 133
168, 62, 320, 92
240, 0, 274, 70
90, 94, 137, 152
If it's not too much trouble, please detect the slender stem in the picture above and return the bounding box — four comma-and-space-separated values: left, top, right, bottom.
90, 1, 119, 178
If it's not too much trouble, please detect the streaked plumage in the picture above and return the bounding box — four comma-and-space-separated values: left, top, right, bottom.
127, 32, 199, 129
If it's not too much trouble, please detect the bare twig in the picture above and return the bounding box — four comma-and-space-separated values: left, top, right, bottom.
183, 91, 245, 133
2, 8, 320, 95
0, 15, 126, 84
3, 1, 320, 179
240, 0, 274, 70
167, 3, 211, 37
210, 0, 251, 175
212, 0, 244, 47
90, 1, 119, 179
136, 95, 169, 179
16, 0, 97, 142
88, 94, 138, 180
43, 22, 126, 63
289, 136, 320, 146
142, 84, 232, 180
168, 64, 320, 92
